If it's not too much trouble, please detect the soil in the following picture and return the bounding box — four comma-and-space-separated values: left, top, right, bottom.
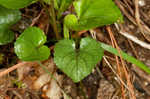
1, 0, 150, 99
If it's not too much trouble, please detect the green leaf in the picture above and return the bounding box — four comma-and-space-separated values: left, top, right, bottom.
0, 0, 35, 9
100, 42, 150, 74
64, 14, 78, 29
0, 6, 21, 26
54, 37, 104, 82
14, 27, 50, 61
65, 0, 123, 31
63, 14, 78, 38
0, 6, 21, 45
0, 28, 15, 45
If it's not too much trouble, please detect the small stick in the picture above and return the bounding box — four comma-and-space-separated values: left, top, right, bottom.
107, 26, 126, 99
120, 31, 150, 50
115, 23, 150, 50
0, 62, 37, 78
30, 9, 44, 26
107, 26, 136, 99
103, 56, 129, 90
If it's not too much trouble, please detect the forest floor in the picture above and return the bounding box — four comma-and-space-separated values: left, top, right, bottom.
1, 0, 150, 99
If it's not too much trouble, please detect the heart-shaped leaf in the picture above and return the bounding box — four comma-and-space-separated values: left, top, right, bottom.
0, 0, 35, 9
14, 27, 50, 61
64, 0, 123, 31
0, 6, 21, 45
54, 37, 104, 82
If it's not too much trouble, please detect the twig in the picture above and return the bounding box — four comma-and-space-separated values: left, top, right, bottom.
49, 0, 60, 39
134, 0, 150, 42
107, 26, 136, 99
0, 62, 37, 78
127, 40, 139, 59
103, 56, 129, 90
116, 0, 150, 43
122, 0, 134, 15
30, 9, 44, 26
115, 0, 136, 25
120, 30, 150, 50
107, 26, 126, 99
115, 23, 150, 50
135, 0, 142, 32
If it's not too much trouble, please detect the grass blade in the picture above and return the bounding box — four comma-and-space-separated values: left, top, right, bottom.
100, 42, 150, 74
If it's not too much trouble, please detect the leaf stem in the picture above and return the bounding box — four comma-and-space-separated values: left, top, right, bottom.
49, 0, 61, 40
39, 0, 59, 39
75, 31, 81, 49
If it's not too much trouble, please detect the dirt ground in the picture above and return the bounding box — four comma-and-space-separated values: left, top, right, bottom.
1, 0, 150, 99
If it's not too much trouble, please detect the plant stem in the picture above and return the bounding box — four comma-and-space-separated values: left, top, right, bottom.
75, 31, 81, 49
49, 0, 61, 40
